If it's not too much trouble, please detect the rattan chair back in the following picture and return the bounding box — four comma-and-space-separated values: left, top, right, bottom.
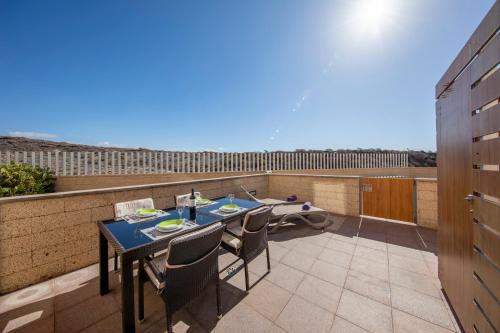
162, 222, 225, 314
241, 206, 272, 260
114, 198, 155, 218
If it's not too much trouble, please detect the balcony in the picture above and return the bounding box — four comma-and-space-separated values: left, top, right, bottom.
0, 173, 455, 333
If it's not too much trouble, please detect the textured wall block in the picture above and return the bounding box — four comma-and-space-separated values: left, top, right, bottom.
0, 252, 32, 277
90, 205, 114, 222
32, 244, 70, 267
65, 209, 92, 226
0, 236, 31, 258
1, 198, 65, 221
416, 180, 438, 229
114, 189, 153, 203
64, 223, 98, 243
31, 228, 65, 249
31, 212, 67, 233
64, 193, 115, 211
0, 218, 31, 240
64, 249, 99, 272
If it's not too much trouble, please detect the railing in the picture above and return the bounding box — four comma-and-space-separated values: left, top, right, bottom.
0, 151, 408, 176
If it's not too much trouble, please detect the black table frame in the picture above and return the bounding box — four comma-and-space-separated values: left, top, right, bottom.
98, 199, 264, 333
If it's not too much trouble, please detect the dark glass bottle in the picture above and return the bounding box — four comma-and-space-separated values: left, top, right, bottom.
189, 188, 196, 220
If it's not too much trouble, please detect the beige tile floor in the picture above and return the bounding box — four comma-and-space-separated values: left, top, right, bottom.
0, 216, 461, 333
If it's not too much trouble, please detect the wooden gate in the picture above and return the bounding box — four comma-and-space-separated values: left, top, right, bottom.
362, 177, 414, 223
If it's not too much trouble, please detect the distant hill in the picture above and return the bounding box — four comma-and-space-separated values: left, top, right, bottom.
0, 136, 436, 167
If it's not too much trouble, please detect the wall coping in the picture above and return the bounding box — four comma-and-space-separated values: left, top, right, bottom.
0, 173, 267, 204
269, 173, 361, 179
415, 178, 438, 182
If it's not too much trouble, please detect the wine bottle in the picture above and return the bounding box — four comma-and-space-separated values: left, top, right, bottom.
189, 188, 196, 220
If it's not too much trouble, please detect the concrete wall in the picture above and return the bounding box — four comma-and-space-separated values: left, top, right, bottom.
268, 174, 360, 217
415, 178, 438, 229
0, 175, 267, 294
54, 167, 436, 192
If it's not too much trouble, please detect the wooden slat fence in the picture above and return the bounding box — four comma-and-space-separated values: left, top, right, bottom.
0, 151, 408, 176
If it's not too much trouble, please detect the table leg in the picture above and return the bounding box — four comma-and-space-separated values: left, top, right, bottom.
121, 256, 136, 333
138, 259, 145, 322
99, 231, 109, 295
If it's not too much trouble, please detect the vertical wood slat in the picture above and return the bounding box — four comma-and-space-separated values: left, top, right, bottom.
55, 151, 59, 176
62, 152, 67, 176
76, 152, 81, 175
98, 152, 102, 175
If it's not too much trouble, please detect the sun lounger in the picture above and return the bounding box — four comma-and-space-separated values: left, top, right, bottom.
268, 202, 331, 233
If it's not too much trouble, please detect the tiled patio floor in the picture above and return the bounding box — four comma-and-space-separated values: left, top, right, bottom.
0, 216, 461, 333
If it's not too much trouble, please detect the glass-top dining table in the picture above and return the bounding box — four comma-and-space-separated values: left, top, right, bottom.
97, 196, 264, 333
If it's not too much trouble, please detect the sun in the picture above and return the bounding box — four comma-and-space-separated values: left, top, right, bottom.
350, 0, 397, 38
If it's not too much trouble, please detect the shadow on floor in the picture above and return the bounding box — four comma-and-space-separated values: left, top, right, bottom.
0, 215, 438, 333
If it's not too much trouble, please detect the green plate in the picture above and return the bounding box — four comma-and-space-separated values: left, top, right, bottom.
196, 198, 210, 203
137, 208, 157, 214
157, 219, 184, 228
221, 204, 238, 209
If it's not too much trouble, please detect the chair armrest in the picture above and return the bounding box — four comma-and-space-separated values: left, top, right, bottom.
226, 225, 243, 238
144, 255, 165, 280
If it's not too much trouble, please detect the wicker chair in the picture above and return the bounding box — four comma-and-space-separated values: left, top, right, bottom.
174, 192, 201, 206
220, 206, 273, 291
138, 222, 225, 333
113, 198, 155, 271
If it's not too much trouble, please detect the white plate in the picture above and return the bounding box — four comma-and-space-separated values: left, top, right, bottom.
155, 224, 182, 233
219, 207, 239, 213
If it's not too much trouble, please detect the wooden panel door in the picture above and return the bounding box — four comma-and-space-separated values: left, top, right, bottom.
436, 3, 499, 332
362, 177, 414, 222
469, 28, 500, 333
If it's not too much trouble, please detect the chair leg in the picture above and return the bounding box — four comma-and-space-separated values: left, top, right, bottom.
243, 258, 250, 292
266, 247, 271, 271
114, 252, 118, 271
216, 278, 222, 319
166, 309, 173, 333
138, 259, 145, 322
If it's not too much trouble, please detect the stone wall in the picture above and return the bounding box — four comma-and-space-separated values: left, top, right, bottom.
268, 174, 360, 216
0, 175, 267, 294
415, 179, 438, 229
0, 173, 436, 294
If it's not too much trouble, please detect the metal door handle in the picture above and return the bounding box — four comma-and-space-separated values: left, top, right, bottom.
464, 194, 474, 202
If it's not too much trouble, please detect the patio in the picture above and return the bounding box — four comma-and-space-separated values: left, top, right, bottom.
0, 215, 459, 333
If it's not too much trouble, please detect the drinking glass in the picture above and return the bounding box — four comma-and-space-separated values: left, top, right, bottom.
176, 200, 185, 220
228, 193, 235, 203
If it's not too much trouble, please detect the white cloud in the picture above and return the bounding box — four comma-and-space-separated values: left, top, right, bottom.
8, 131, 57, 139
96, 141, 129, 148
270, 136, 275, 140
275, 129, 280, 134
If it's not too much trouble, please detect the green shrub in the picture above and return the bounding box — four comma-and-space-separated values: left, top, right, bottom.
0, 162, 56, 197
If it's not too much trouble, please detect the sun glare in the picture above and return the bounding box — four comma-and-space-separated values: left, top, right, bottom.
350, 0, 397, 38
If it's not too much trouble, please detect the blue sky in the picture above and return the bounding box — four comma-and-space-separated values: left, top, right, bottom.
0, 0, 494, 152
